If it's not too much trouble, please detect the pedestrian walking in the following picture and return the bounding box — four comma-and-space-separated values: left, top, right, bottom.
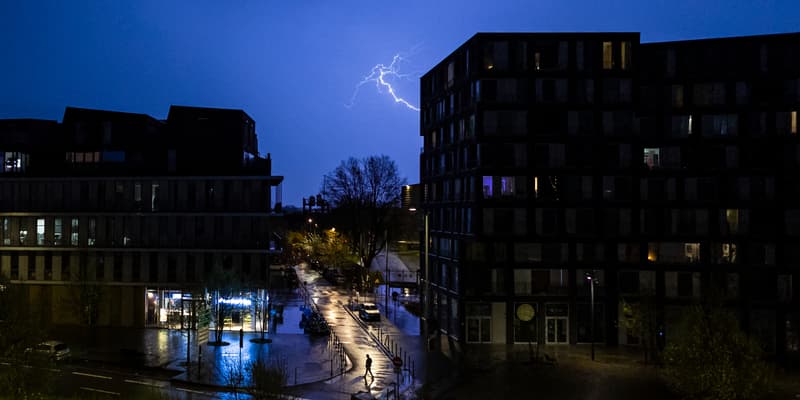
364, 354, 374, 380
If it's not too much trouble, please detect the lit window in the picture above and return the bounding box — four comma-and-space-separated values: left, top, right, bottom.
643, 148, 660, 169
602, 41, 614, 69
533, 176, 539, 198
71, 218, 79, 246
54, 218, 62, 245
482, 176, 493, 198
36, 218, 45, 246
792, 111, 797, 135
88, 218, 96, 246
684, 243, 700, 263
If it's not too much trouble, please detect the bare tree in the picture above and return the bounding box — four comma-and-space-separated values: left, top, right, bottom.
321, 155, 405, 289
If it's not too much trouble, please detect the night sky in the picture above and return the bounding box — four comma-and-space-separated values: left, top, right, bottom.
1, 0, 798, 206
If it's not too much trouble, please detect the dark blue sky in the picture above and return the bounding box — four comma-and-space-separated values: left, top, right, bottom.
1, 0, 798, 206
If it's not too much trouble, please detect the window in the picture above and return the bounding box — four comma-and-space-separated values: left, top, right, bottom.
514, 243, 542, 263
36, 218, 45, 245
620, 41, 631, 70
602, 41, 613, 69
701, 114, 738, 136
672, 85, 684, 108
693, 83, 726, 106
514, 269, 532, 295
482, 176, 493, 198
2, 218, 9, 245
777, 111, 798, 135
500, 176, 515, 196
3, 152, 29, 173
88, 218, 96, 246
70, 218, 79, 246
643, 148, 660, 169
96, 255, 104, 280
151, 183, 160, 211
18, 220, 28, 245
54, 218, 62, 245
671, 115, 692, 137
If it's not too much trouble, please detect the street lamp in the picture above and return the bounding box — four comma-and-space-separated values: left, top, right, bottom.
584, 270, 598, 361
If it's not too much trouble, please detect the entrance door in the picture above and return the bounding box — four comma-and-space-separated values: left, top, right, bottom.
467, 317, 491, 343
546, 317, 568, 344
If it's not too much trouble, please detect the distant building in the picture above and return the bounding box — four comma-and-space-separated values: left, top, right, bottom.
0, 105, 283, 329
419, 32, 799, 359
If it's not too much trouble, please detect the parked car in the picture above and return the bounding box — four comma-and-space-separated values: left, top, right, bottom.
26, 340, 71, 361
359, 303, 381, 321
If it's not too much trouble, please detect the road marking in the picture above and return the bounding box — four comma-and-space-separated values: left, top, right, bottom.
176, 387, 207, 395
73, 371, 112, 380
124, 379, 166, 388
0, 362, 9, 366
80, 387, 120, 396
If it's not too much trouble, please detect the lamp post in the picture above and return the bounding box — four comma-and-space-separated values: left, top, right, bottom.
585, 270, 597, 361
384, 229, 390, 315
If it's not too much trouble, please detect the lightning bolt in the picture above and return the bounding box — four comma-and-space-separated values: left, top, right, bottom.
347, 53, 420, 112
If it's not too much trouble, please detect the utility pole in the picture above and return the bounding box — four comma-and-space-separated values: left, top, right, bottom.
384, 229, 390, 315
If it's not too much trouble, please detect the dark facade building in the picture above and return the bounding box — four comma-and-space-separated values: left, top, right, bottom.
0, 105, 283, 329
419, 32, 799, 358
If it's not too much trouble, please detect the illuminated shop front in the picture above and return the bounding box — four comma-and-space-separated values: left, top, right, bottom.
144, 288, 269, 332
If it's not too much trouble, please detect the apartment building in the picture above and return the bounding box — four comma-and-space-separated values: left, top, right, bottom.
0, 105, 283, 329
419, 32, 799, 359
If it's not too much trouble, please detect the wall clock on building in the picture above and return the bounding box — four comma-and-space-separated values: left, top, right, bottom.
516, 303, 535, 322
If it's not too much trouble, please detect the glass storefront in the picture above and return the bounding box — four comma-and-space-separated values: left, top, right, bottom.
145, 287, 269, 333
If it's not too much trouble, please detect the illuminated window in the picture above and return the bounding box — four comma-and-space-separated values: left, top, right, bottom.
643, 148, 660, 169
36, 218, 45, 246
684, 243, 700, 263
533, 176, 539, 198
482, 176, 493, 198
54, 218, 62, 245
2, 218, 9, 245
793, 111, 797, 135
725, 209, 739, 234
602, 41, 613, 69
88, 218, 96, 246
71, 218, 79, 246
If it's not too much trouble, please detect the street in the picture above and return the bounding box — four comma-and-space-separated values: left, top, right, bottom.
294, 263, 422, 400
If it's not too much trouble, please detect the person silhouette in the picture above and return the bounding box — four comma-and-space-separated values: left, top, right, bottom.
364, 354, 374, 380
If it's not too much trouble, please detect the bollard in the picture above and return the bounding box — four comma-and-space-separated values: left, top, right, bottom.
330, 357, 333, 377
412, 360, 415, 379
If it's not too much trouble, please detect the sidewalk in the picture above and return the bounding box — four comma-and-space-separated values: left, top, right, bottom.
54, 294, 352, 393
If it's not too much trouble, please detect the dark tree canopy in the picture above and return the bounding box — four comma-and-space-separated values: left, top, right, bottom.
321, 155, 406, 277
